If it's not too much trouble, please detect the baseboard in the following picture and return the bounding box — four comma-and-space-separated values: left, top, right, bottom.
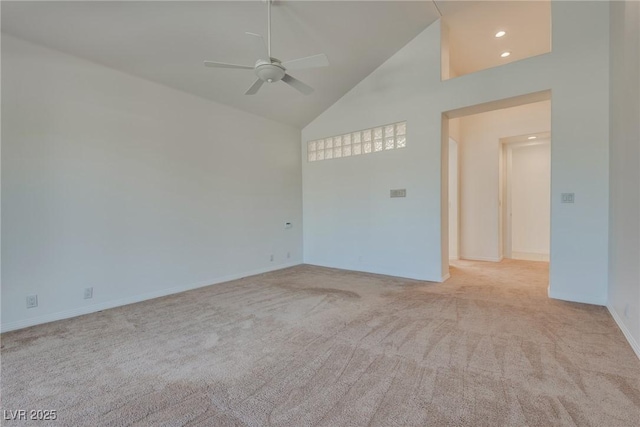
607, 305, 640, 360
459, 255, 503, 262
303, 261, 436, 282
547, 289, 606, 306
511, 251, 550, 262
441, 273, 451, 282
0, 262, 302, 333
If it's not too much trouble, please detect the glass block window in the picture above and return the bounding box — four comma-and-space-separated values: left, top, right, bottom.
307, 121, 406, 162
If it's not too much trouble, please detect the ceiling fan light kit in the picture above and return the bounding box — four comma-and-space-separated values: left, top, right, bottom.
255, 59, 285, 83
203, 0, 329, 95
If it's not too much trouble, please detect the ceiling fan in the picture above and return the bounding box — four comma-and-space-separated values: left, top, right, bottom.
204, 0, 329, 96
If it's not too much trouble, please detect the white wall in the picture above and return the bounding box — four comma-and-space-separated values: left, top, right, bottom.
302, 1, 610, 305
608, 0, 640, 357
458, 101, 550, 262
1, 35, 303, 332
509, 141, 551, 261
302, 19, 444, 280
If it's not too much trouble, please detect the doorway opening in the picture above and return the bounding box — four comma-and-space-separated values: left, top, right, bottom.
441, 91, 551, 287
501, 132, 551, 261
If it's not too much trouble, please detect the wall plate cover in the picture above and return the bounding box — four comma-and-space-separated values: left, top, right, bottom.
390, 189, 406, 198
26, 295, 38, 308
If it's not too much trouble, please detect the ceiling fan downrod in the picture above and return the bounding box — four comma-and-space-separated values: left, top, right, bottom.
266, 0, 272, 58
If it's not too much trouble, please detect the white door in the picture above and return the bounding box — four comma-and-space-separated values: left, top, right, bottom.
507, 141, 551, 261
449, 138, 459, 260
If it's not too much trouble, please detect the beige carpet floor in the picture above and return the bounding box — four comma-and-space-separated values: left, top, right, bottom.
1, 260, 639, 426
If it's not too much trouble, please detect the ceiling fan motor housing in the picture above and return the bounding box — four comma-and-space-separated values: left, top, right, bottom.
256, 60, 285, 83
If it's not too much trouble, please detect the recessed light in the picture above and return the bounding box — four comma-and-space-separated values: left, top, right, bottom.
495, 31, 506, 38
528, 136, 537, 140
500, 51, 511, 58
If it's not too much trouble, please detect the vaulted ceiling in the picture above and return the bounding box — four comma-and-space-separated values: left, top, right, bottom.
2, 1, 445, 128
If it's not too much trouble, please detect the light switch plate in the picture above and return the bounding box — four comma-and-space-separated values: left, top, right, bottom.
390, 189, 406, 198
561, 193, 575, 203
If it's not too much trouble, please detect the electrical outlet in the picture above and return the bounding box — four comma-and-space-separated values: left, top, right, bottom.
561, 193, 575, 203
270, 254, 274, 262
26, 295, 38, 309
84, 287, 93, 299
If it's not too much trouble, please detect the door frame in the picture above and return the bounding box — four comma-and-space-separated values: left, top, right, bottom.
448, 137, 460, 261
440, 90, 551, 281
500, 135, 552, 260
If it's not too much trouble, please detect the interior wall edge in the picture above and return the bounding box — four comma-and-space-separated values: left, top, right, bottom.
548, 289, 606, 307
608, 305, 640, 360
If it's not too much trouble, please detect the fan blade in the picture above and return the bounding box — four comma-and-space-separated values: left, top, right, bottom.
282, 54, 329, 71
245, 32, 270, 62
245, 78, 265, 95
282, 74, 314, 95
204, 61, 253, 70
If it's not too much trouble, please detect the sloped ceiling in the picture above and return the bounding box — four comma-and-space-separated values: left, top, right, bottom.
2, 1, 442, 128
